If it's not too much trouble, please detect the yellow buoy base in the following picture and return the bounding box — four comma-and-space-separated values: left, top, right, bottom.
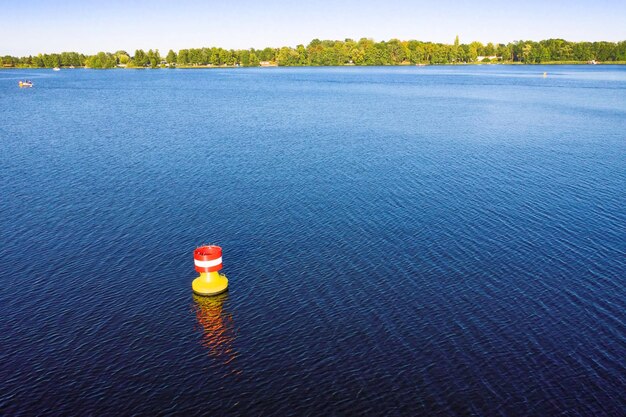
192, 271, 228, 296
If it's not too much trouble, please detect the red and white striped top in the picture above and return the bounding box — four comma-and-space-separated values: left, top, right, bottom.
194, 245, 223, 272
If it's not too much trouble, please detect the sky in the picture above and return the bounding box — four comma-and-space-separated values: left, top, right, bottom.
2, 0, 625, 55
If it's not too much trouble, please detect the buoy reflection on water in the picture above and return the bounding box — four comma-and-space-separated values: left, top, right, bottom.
192, 293, 238, 366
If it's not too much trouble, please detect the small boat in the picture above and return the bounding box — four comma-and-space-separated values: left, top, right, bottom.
53, 67, 60, 71
19, 80, 34, 88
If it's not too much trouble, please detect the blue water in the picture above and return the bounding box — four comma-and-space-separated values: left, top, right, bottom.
1, 66, 625, 416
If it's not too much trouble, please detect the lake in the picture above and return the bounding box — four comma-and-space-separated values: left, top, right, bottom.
1, 66, 625, 416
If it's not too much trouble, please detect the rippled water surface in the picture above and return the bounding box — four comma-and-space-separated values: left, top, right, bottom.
1, 66, 625, 416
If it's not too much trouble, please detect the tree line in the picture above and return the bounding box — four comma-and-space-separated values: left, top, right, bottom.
2, 38, 625, 68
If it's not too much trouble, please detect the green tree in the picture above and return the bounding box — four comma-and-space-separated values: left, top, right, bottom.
165, 49, 177, 65
387, 39, 406, 64
496, 43, 511, 61
85, 52, 116, 68
114, 50, 130, 65
146, 49, 160, 68
573, 42, 593, 61
616, 41, 626, 60
248, 52, 260, 67
484, 42, 495, 56
468, 41, 483, 61
296, 44, 308, 65
178, 49, 189, 65
188, 48, 202, 65
239, 50, 250, 66
33, 54, 44, 67
452, 35, 460, 62
277, 47, 300, 66
259, 47, 276, 61
522, 43, 533, 63
1, 56, 15, 67
133, 49, 148, 67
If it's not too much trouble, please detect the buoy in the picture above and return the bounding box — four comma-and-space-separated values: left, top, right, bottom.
192, 245, 228, 296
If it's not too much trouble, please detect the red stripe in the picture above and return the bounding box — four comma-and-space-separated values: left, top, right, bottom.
195, 262, 223, 273
194, 245, 222, 261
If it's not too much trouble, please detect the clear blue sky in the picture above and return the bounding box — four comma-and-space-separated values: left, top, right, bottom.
2, 0, 625, 55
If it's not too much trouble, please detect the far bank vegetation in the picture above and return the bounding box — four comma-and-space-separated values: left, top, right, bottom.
2, 37, 626, 69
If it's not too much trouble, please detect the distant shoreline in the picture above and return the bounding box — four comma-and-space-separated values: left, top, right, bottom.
3, 61, 626, 70
3, 38, 625, 69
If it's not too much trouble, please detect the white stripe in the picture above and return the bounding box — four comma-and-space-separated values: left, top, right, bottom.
194, 257, 222, 268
